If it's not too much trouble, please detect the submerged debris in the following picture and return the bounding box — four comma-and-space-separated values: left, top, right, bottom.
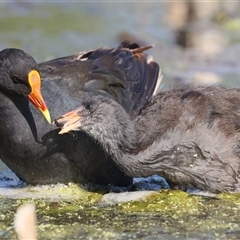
14, 203, 37, 240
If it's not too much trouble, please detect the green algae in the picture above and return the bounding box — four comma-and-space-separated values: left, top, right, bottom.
0, 2, 240, 239
112, 190, 240, 239
2, 189, 240, 239
223, 18, 240, 31
119, 190, 204, 215
0, 183, 104, 239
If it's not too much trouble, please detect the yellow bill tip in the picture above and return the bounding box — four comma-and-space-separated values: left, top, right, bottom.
41, 108, 51, 124
28, 70, 51, 124
58, 124, 76, 134
58, 128, 68, 134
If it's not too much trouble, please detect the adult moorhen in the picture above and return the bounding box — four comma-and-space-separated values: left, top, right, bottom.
56, 86, 240, 193
0, 42, 160, 187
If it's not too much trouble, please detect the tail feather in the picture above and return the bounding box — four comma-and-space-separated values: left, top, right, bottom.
39, 41, 161, 115
86, 41, 161, 115
116, 41, 161, 113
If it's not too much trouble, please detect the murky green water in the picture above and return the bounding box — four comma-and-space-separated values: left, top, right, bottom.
1, 2, 240, 239
2, 188, 240, 239
0, 2, 167, 61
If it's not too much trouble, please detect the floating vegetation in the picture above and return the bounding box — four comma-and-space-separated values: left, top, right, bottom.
1, 187, 240, 239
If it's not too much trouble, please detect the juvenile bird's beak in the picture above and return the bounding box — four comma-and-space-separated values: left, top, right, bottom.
27, 70, 51, 123
55, 110, 82, 134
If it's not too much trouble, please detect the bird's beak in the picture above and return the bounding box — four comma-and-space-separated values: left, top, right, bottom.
27, 70, 51, 123
55, 110, 82, 134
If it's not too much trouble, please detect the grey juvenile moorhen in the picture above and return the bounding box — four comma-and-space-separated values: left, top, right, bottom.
56, 86, 240, 193
0, 42, 160, 186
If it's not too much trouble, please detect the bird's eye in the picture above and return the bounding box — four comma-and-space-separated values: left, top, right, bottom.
84, 101, 94, 111
12, 76, 21, 83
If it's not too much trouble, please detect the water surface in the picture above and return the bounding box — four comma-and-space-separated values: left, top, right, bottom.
1, 2, 240, 239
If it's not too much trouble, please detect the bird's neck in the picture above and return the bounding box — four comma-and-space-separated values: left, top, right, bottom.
97, 128, 191, 179
85, 112, 151, 177
86, 113, 186, 179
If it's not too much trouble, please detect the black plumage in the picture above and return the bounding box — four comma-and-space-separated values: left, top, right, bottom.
0, 42, 160, 186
